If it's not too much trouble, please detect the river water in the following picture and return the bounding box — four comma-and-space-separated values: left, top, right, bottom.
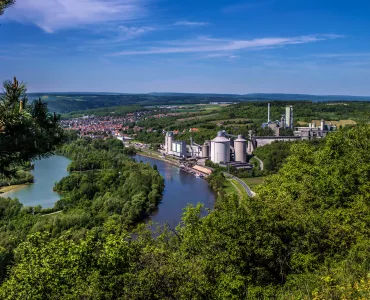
1, 155, 215, 226
134, 155, 215, 227
1, 155, 71, 208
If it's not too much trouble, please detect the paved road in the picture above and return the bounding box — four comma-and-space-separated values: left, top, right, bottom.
254, 156, 264, 171
223, 172, 256, 197
41, 211, 62, 217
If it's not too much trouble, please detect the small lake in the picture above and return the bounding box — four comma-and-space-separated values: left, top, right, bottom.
134, 155, 215, 227
1, 155, 71, 208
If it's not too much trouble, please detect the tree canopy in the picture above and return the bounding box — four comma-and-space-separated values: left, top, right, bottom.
0, 0, 14, 15
1, 126, 370, 298
0, 78, 63, 175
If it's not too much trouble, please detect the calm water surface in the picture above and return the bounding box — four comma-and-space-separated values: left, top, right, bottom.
2, 155, 71, 208
134, 155, 215, 227
2, 154, 215, 226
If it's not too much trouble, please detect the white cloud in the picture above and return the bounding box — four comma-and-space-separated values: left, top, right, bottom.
111, 34, 342, 56
174, 21, 209, 26
118, 25, 155, 38
200, 53, 240, 59
311, 52, 370, 58
4, 0, 149, 33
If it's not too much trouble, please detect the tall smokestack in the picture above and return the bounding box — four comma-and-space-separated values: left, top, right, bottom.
290, 105, 294, 129
268, 103, 271, 123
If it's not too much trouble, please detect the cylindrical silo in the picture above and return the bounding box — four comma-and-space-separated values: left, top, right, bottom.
210, 132, 230, 164
166, 132, 173, 153
320, 119, 325, 131
202, 142, 210, 158
234, 135, 247, 163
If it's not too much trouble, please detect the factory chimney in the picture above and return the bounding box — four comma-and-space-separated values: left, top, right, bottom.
268, 103, 271, 123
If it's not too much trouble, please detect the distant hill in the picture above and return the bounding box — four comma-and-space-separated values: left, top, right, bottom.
27, 92, 370, 114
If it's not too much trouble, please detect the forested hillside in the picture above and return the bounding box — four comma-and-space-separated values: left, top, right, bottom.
0, 138, 164, 284
1, 126, 370, 299
253, 138, 325, 174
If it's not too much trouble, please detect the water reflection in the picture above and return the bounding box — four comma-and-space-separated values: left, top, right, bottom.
1, 155, 71, 208
134, 155, 215, 227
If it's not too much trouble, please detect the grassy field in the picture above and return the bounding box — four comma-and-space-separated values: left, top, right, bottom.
241, 177, 265, 189
224, 179, 249, 199
210, 118, 251, 124
197, 104, 230, 110
224, 180, 238, 196
176, 113, 219, 122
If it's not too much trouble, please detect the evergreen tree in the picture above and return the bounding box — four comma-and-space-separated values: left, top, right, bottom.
0, 77, 63, 175
0, 0, 14, 15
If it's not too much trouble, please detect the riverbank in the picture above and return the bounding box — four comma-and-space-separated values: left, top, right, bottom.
136, 150, 180, 168
0, 184, 29, 195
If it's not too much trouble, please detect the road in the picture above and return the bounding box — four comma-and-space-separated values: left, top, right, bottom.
41, 210, 63, 217
254, 156, 264, 171
223, 172, 256, 197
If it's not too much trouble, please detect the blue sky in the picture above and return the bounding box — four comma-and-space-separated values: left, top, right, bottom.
1, 0, 370, 95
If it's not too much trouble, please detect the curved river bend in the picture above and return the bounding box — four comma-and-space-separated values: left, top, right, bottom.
1, 155, 215, 226
134, 155, 215, 226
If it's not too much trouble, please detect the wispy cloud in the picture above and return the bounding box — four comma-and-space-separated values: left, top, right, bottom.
111, 34, 343, 56
310, 52, 370, 59
200, 53, 240, 59
4, 0, 149, 33
173, 21, 209, 26
118, 25, 155, 38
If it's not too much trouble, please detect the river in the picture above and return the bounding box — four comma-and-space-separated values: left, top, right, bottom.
1, 155, 215, 226
1, 155, 71, 208
134, 155, 215, 227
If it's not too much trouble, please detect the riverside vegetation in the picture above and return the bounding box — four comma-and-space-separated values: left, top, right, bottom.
0, 138, 164, 285
1, 125, 370, 299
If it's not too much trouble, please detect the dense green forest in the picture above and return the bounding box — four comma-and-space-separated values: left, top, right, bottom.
33, 93, 239, 114
253, 138, 326, 174
0, 169, 34, 188
62, 105, 143, 118
0, 138, 164, 284
28, 91, 370, 115
1, 126, 370, 299
217, 101, 370, 124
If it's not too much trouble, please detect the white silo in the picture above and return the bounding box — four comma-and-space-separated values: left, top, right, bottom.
202, 142, 210, 158
211, 131, 230, 164
320, 119, 325, 131
234, 135, 247, 163
165, 132, 173, 154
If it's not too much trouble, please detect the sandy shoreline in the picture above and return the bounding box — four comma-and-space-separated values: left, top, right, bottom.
0, 184, 29, 195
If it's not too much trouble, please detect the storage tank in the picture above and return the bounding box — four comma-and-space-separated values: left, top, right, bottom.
320, 119, 325, 131
210, 132, 230, 164
166, 132, 173, 153
202, 142, 210, 158
234, 135, 247, 163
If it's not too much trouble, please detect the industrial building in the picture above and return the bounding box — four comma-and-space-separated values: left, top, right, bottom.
249, 104, 337, 153
294, 119, 336, 139
210, 131, 231, 164
164, 132, 187, 158
164, 132, 205, 158
163, 130, 250, 168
